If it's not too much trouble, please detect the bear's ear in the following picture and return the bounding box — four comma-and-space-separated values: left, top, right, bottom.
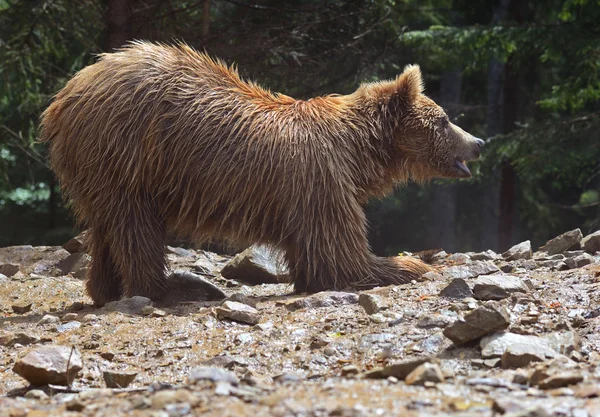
394, 64, 424, 103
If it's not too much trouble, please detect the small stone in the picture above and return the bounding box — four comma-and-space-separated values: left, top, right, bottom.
13, 345, 83, 386
359, 293, 384, 315
57, 252, 91, 275
24, 389, 49, 400
61, 313, 78, 322
540, 229, 583, 255
417, 315, 453, 329
439, 278, 473, 299
565, 253, 594, 269
581, 230, 600, 253
141, 305, 156, 316
103, 296, 153, 315
341, 365, 359, 377
38, 314, 60, 325
103, 370, 137, 388
220, 245, 286, 284
216, 301, 260, 325
11, 303, 32, 314
473, 274, 529, 300
448, 253, 470, 264
65, 399, 85, 412
405, 363, 444, 386
536, 372, 584, 389
166, 246, 195, 258
419, 271, 443, 281
502, 343, 548, 368
502, 240, 532, 261
100, 352, 115, 361
443, 302, 510, 345
0, 332, 40, 347
224, 293, 258, 308
189, 367, 238, 385
273, 372, 303, 383
363, 357, 432, 380
471, 250, 500, 261
56, 321, 81, 333
62, 232, 87, 253
82, 314, 98, 323
285, 292, 358, 312
0, 263, 20, 277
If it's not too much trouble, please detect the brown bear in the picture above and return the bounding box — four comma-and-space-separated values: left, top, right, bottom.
39, 41, 483, 306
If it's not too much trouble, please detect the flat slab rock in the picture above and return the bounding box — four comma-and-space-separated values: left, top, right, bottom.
439, 278, 473, 299
103, 296, 153, 315
480, 331, 579, 367
539, 229, 583, 255
472, 274, 529, 300
13, 345, 82, 386
502, 240, 532, 261
285, 291, 359, 312
216, 301, 260, 325
443, 302, 510, 345
581, 230, 600, 253
220, 245, 287, 285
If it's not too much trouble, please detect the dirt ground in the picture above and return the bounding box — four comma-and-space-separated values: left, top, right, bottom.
1, 234, 600, 417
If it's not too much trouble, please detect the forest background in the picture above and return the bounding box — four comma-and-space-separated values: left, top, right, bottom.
0, 0, 599, 255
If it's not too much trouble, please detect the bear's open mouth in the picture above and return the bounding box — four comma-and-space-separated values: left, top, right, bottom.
454, 158, 471, 177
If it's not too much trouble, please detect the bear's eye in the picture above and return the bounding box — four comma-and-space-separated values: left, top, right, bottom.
439, 117, 449, 128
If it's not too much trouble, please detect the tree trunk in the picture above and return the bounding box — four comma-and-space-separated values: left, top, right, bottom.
106, 0, 132, 51
480, 0, 510, 252
202, 0, 211, 41
428, 70, 462, 252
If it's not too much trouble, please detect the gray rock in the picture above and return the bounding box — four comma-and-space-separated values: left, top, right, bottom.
535, 259, 566, 269
0, 263, 20, 277
536, 372, 583, 389
56, 321, 81, 333
0, 332, 40, 347
468, 260, 500, 276
57, 252, 90, 275
13, 345, 82, 386
103, 296, 153, 315
12, 303, 32, 314
539, 229, 583, 255
443, 302, 510, 345
188, 366, 238, 384
216, 301, 260, 325
441, 265, 472, 280
166, 246, 195, 258
473, 274, 529, 300
363, 356, 432, 380
581, 230, 600, 253
38, 314, 60, 325
439, 278, 473, 299
502, 241, 532, 261
103, 370, 137, 388
471, 250, 500, 261
358, 293, 384, 315
61, 313, 78, 322
447, 253, 470, 264
417, 315, 454, 329
565, 253, 594, 269
405, 363, 445, 385
501, 343, 551, 368
341, 365, 360, 377
285, 291, 359, 312
62, 232, 87, 254
480, 332, 565, 361
220, 246, 286, 285
24, 389, 49, 400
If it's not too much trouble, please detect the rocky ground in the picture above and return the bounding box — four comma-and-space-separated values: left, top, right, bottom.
1, 229, 600, 417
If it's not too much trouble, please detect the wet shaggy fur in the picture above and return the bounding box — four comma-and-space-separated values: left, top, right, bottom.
39, 41, 449, 305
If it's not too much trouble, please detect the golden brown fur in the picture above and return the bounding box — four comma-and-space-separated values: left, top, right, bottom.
40, 41, 482, 305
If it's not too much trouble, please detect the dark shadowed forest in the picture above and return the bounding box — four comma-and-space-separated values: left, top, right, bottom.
0, 0, 599, 254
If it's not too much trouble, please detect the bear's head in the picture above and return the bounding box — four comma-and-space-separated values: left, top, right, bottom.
359, 65, 484, 180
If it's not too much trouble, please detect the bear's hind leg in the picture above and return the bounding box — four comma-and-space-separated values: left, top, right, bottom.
109, 200, 169, 301
86, 225, 123, 306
